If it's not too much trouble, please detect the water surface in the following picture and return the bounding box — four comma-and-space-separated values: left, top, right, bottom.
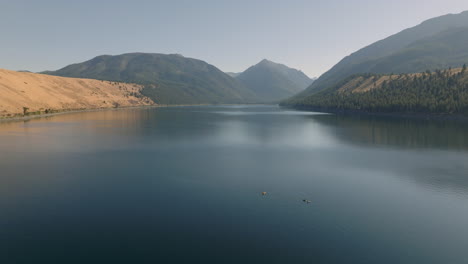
1, 105, 468, 263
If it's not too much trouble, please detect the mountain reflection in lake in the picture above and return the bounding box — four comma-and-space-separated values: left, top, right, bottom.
309, 114, 468, 150
1, 105, 467, 264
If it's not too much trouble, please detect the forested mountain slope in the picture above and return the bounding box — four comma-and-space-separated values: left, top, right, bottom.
282, 67, 468, 115
290, 11, 468, 100
45, 53, 258, 105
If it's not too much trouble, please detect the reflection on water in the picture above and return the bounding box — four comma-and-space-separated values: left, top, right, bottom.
1, 106, 468, 264
308, 114, 468, 150
303, 113, 468, 194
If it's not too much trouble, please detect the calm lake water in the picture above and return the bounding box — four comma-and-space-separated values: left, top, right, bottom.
1, 105, 468, 264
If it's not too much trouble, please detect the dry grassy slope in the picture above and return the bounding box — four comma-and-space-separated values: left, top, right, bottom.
338, 68, 467, 94
0, 69, 154, 117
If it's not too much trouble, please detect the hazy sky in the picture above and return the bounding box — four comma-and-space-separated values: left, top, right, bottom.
2, 0, 468, 77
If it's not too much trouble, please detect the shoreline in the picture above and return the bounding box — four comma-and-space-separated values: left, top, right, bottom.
0, 105, 159, 123
281, 105, 468, 122
4, 103, 468, 123
0, 103, 274, 123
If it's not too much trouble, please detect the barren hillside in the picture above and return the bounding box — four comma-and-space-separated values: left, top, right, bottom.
0, 69, 154, 118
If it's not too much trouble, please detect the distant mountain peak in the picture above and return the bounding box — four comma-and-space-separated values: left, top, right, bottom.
257, 59, 285, 68
235, 59, 314, 102
259, 59, 273, 64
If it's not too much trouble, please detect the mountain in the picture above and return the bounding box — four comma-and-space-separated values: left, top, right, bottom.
283, 67, 468, 115
236, 59, 314, 102
290, 10, 468, 100
0, 68, 153, 119
44, 53, 258, 105
226, 72, 241, 78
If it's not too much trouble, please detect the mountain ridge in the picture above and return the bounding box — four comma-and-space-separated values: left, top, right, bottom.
236, 59, 314, 102
44, 53, 259, 105
291, 10, 468, 100
45, 53, 314, 104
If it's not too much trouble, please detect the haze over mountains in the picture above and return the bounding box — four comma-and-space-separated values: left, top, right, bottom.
235, 59, 314, 102
284, 10, 468, 115
290, 11, 468, 99
44, 53, 258, 105
226, 72, 241, 78
45, 54, 313, 105
2, 10, 468, 118
1, 52, 313, 118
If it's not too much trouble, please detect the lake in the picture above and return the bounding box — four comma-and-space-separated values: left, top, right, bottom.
1, 105, 468, 264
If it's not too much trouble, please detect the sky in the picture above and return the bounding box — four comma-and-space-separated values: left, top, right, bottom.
2, 0, 468, 77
